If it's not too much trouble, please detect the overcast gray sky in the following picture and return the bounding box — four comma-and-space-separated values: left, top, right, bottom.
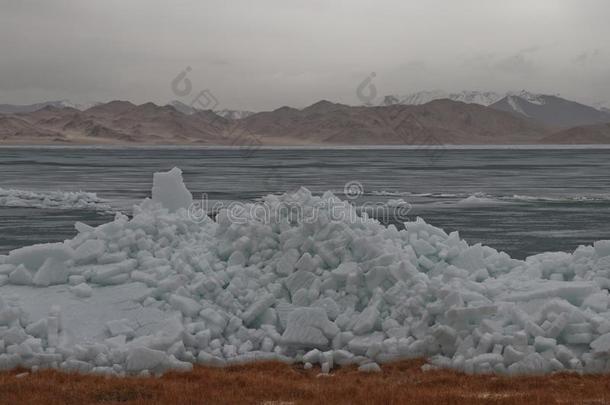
1, 0, 609, 111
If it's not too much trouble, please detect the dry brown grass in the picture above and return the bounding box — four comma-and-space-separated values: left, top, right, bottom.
2, 359, 610, 404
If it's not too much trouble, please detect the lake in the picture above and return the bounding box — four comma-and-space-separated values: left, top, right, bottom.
1, 146, 610, 259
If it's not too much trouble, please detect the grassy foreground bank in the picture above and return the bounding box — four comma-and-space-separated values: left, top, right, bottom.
1, 359, 609, 404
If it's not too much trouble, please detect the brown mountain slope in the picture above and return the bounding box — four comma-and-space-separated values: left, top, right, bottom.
237, 99, 547, 145
542, 122, 610, 144
83, 100, 137, 117
0, 115, 66, 142
0, 102, 231, 144
0, 99, 569, 145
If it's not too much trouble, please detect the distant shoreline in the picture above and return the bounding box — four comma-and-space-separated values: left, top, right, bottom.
2, 144, 610, 150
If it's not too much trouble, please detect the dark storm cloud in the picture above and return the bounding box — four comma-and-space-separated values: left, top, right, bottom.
1, 0, 609, 110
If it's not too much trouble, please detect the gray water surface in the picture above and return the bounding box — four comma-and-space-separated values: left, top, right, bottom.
1, 147, 610, 259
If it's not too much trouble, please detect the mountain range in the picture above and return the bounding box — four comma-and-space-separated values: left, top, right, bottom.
0, 100, 254, 121
490, 93, 610, 128
167, 100, 254, 120
385, 90, 610, 129
0, 100, 100, 114
1, 92, 610, 145
383, 90, 505, 107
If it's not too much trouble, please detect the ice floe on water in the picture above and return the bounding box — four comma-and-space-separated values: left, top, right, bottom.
457, 193, 506, 206
386, 198, 410, 208
0, 187, 112, 211
509, 194, 610, 203
373, 189, 610, 204
2, 167, 610, 376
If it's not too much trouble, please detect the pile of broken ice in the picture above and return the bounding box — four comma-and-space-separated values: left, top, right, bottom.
2, 167, 610, 376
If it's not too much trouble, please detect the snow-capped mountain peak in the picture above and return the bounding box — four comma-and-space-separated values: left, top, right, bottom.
448, 90, 504, 106
56, 100, 100, 111
591, 101, 610, 113
382, 90, 610, 128
491, 92, 610, 128
0, 100, 100, 114
392, 90, 450, 106
168, 100, 254, 119
506, 95, 529, 117
384, 90, 504, 107
215, 109, 254, 120
507, 90, 546, 106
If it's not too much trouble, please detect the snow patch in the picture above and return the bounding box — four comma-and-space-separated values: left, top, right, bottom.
507, 96, 529, 117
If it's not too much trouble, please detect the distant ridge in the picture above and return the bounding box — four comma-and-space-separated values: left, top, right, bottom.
489, 91, 610, 128
168, 100, 254, 120
0, 97, 609, 145
383, 90, 504, 107
543, 123, 610, 144
0, 100, 99, 114
385, 90, 610, 129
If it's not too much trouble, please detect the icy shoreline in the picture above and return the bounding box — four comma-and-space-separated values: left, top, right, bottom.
0, 187, 112, 211
2, 167, 610, 376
